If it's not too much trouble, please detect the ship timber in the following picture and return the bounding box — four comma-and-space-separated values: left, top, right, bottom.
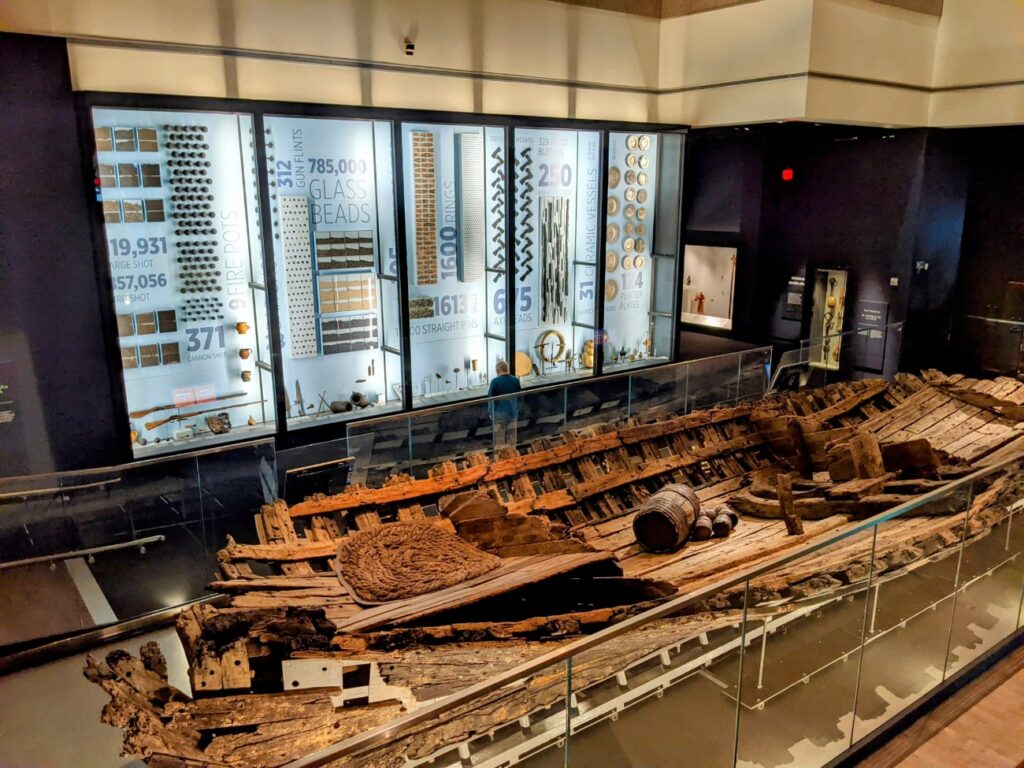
86, 371, 1024, 768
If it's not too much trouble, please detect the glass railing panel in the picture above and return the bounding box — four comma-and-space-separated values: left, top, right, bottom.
944, 464, 1024, 677
688, 354, 741, 410
346, 417, 413, 486
734, 524, 877, 767
627, 363, 689, 418
557, 588, 748, 767
445, 659, 571, 768
850, 481, 974, 743
564, 375, 631, 433
737, 348, 771, 403
515, 386, 569, 450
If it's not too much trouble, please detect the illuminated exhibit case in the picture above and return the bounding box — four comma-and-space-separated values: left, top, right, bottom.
264, 115, 404, 427
402, 123, 506, 404
93, 107, 276, 457
680, 244, 737, 331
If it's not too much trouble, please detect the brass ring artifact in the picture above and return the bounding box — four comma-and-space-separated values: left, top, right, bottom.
538, 329, 566, 363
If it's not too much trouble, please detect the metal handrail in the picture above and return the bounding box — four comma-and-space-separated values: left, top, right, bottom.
0, 436, 276, 488
0, 535, 166, 571
347, 346, 773, 431
284, 449, 1023, 767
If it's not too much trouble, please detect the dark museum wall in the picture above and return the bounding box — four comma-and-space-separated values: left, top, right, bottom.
0, 33, 1021, 474
0, 33, 124, 474
683, 123, 1024, 378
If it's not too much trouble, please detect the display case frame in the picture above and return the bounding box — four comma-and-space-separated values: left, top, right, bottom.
77, 91, 687, 457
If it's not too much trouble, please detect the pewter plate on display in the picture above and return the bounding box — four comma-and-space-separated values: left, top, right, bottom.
606, 251, 619, 272
626, 135, 639, 150
639, 154, 650, 169
622, 254, 634, 270
626, 153, 637, 167
637, 188, 649, 203
605, 279, 619, 301
624, 188, 636, 202
606, 224, 619, 243
639, 135, 651, 150
625, 169, 637, 185
637, 207, 648, 220
624, 203, 636, 219
608, 167, 621, 188
607, 197, 619, 216
624, 221, 635, 235
635, 255, 646, 269
636, 223, 647, 236
635, 238, 647, 253
623, 237, 635, 252
637, 172, 648, 186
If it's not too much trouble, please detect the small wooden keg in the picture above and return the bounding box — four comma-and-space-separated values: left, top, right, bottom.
633, 484, 701, 553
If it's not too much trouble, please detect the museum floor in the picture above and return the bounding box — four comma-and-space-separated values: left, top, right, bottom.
2, 511, 1019, 768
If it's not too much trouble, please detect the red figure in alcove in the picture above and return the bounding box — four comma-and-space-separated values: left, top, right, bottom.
695, 292, 706, 314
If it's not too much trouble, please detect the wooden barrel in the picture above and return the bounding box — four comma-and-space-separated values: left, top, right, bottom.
633, 484, 701, 553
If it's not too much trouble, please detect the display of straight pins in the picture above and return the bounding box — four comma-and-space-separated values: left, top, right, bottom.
540, 196, 570, 324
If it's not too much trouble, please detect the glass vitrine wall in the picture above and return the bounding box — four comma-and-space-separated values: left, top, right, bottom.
604, 131, 683, 373
92, 102, 684, 453
512, 127, 602, 386
93, 107, 276, 457
401, 123, 506, 405
263, 115, 403, 428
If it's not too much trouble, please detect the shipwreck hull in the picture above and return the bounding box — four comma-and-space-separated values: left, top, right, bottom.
86, 371, 1024, 768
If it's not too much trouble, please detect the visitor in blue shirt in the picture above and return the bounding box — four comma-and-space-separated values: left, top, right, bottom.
487, 360, 521, 451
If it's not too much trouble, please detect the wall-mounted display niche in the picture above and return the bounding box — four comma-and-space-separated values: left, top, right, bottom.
604, 132, 683, 372
402, 123, 506, 405
264, 116, 403, 427
94, 108, 276, 457
810, 268, 849, 370
512, 127, 600, 383
681, 244, 737, 331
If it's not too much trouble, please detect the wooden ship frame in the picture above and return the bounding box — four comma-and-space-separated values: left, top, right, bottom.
86, 370, 1024, 768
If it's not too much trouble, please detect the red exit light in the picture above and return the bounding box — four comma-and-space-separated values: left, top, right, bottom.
781, 167, 795, 182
